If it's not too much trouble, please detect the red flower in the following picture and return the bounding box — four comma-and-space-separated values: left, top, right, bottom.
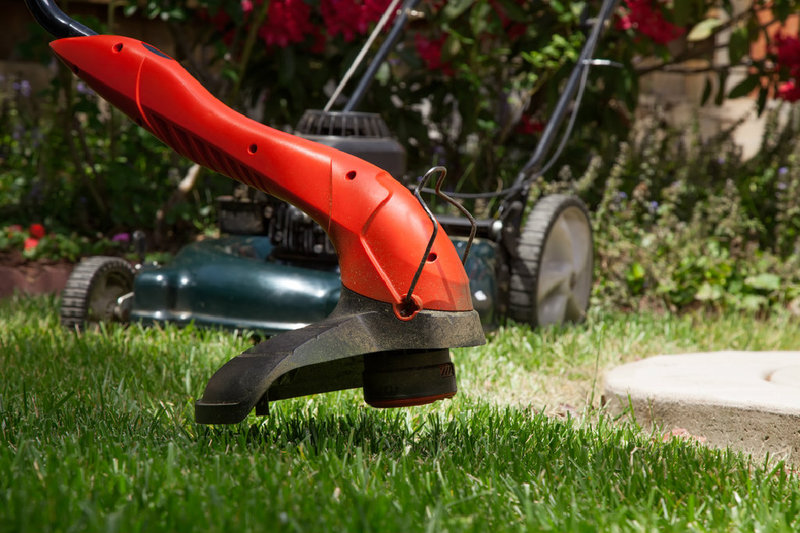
7, 224, 22, 236
618, 0, 685, 45
198, 8, 235, 45
310, 28, 328, 54
321, 0, 363, 42
774, 34, 800, 78
516, 114, 544, 135
359, 0, 394, 33
320, 0, 393, 42
258, 0, 314, 48
29, 223, 45, 239
24, 238, 39, 251
775, 35, 800, 66
778, 80, 800, 102
414, 34, 455, 76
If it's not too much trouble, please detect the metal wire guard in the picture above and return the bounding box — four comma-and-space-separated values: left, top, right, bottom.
405, 166, 477, 309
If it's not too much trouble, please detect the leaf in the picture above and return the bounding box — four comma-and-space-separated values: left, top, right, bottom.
728, 27, 749, 65
470, 1, 492, 37
443, 0, 474, 21
744, 273, 781, 291
278, 48, 296, 86
672, 0, 691, 27
715, 70, 728, 105
495, 0, 528, 22
687, 18, 723, 42
756, 86, 769, 115
221, 67, 239, 84
695, 282, 723, 301
775, 0, 792, 21
739, 294, 768, 310
701, 77, 712, 106
728, 75, 759, 99
627, 262, 645, 281
442, 34, 462, 62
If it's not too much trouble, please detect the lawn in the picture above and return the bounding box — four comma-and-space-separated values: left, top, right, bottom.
2, 295, 799, 532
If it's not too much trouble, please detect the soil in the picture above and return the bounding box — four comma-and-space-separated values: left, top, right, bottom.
0, 250, 74, 299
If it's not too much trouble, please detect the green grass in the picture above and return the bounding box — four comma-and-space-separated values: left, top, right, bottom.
2, 295, 800, 532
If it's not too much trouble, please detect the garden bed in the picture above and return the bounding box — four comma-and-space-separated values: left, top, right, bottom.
0, 250, 73, 299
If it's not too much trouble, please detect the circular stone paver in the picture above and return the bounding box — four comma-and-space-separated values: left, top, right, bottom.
603, 351, 800, 465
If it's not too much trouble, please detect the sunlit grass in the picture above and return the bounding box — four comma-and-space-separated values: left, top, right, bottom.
458, 308, 800, 415
2, 295, 799, 532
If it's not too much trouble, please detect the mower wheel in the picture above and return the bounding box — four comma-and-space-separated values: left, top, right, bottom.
60, 256, 136, 330
508, 194, 593, 327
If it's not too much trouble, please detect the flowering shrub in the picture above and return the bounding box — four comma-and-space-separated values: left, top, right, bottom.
0, 223, 136, 262
537, 106, 800, 313
169, 0, 800, 191
0, 42, 225, 244
4, 0, 800, 253
616, 0, 685, 45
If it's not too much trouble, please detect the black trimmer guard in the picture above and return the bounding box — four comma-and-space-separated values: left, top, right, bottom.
195, 288, 484, 424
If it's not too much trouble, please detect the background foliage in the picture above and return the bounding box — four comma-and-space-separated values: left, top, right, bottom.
3, 0, 800, 312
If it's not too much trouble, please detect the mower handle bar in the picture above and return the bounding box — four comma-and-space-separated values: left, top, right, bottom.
419, 0, 620, 203
24, 0, 96, 39
342, 0, 422, 112
510, 0, 620, 190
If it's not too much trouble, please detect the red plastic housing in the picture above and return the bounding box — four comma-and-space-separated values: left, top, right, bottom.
50, 35, 473, 313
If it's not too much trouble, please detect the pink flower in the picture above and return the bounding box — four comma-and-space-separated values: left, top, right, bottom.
616, 15, 633, 31
241, 0, 254, 13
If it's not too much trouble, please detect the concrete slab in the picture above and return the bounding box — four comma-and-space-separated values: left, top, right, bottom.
603, 351, 800, 465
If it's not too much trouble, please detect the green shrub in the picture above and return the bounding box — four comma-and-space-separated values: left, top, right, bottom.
552, 105, 800, 313
0, 61, 226, 242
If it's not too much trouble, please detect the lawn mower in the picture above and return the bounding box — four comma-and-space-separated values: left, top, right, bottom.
56, 0, 608, 335
26, 0, 614, 423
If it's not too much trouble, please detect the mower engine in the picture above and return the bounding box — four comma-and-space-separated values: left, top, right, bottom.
295, 110, 406, 180
218, 110, 406, 263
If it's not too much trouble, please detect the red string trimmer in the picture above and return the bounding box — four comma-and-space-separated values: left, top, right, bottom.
24, 0, 485, 423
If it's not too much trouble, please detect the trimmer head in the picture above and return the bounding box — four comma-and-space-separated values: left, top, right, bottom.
196, 288, 483, 424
